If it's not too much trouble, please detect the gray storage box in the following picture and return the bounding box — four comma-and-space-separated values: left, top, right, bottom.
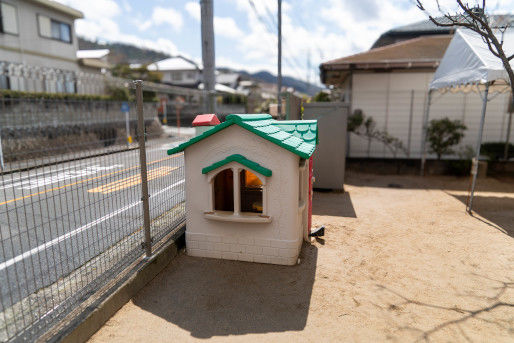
303, 102, 348, 190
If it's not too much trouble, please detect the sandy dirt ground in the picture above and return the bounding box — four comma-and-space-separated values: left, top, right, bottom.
89, 172, 514, 342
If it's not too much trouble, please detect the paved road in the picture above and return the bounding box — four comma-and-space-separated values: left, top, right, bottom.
0, 139, 185, 312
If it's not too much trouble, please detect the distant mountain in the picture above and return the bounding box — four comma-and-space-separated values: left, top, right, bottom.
78, 37, 169, 65
78, 37, 323, 95
238, 70, 322, 96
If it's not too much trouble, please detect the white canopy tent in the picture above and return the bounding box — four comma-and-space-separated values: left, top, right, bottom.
421, 28, 513, 212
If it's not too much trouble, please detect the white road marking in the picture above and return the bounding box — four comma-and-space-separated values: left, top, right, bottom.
0, 162, 92, 185
0, 179, 185, 272
0, 165, 124, 190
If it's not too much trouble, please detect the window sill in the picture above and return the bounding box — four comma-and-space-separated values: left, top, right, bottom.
204, 211, 272, 223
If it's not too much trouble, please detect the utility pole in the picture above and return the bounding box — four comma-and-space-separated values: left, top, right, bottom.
277, 0, 282, 119
201, 0, 216, 113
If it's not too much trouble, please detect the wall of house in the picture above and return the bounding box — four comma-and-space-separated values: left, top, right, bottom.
161, 69, 201, 87
0, 0, 79, 71
183, 124, 303, 265
350, 70, 512, 159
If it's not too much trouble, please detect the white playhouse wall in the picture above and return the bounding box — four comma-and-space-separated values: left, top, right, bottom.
183, 124, 304, 265
350, 71, 512, 159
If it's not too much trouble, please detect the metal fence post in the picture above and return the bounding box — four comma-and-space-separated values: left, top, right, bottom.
134, 80, 152, 257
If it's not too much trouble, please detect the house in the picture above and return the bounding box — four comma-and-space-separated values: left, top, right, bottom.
147, 56, 202, 88
76, 49, 110, 74
0, 0, 83, 71
167, 113, 318, 265
372, 15, 514, 48
320, 17, 513, 159
216, 72, 241, 89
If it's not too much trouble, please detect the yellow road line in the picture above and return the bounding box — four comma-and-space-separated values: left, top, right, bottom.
88, 166, 178, 194
0, 153, 183, 206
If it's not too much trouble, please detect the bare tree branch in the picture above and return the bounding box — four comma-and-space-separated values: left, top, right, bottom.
416, 0, 514, 97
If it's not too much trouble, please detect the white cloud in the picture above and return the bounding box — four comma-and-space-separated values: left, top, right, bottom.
185, 1, 201, 21
214, 17, 244, 38
138, 7, 183, 31
58, 0, 179, 56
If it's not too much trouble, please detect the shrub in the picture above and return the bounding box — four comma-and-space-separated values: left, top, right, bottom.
312, 91, 330, 102
480, 142, 514, 161
427, 118, 467, 159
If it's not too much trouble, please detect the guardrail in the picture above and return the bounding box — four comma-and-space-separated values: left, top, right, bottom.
0, 81, 186, 341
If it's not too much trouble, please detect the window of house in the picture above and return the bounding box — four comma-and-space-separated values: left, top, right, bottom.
38, 15, 72, 43
173, 71, 183, 81
214, 169, 234, 211
240, 169, 263, 213
0, 2, 19, 35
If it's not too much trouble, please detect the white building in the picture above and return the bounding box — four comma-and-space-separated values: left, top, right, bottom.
0, 0, 83, 71
76, 49, 110, 74
167, 114, 318, 265
147, 56, 202, 88
321, 18, 513, 159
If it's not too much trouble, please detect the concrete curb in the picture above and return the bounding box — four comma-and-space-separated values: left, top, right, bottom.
53, 230, 185, 343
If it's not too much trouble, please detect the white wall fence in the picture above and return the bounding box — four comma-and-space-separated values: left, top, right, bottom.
349, 89, 512, 159
0, 61, 206, 98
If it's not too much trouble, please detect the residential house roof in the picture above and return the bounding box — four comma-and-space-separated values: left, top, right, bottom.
77, 49, 110, 59
148, 56, 201, 71
28, 0, 84, 19
372, 14, 514, 48
217, 73, 240, 85
167, 114, 318, 159
322, 35, 452, 70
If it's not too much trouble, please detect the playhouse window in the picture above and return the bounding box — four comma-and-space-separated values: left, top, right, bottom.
240, 169, 263, 213
214, 169, 234, 211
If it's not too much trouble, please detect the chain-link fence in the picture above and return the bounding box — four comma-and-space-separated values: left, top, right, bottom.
0, 82, 186, 342
349, 89, 512, 159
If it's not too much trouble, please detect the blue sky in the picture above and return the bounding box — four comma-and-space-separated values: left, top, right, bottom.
58, 0, 514, 85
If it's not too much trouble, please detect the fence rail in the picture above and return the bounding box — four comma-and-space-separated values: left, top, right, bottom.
349, 89, 512, 159
0, 82, 186, 341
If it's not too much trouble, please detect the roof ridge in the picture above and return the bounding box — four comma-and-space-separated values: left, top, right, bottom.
322, 35, 451, 66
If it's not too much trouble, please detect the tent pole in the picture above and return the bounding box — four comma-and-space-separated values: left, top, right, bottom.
467, 82, 490, 213
420, 89, 432, 176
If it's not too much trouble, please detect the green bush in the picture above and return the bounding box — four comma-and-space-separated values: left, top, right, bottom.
312, 91, 330, 102
481, 142, 514, 161
427, 118, 467, 159
0, 89, 111, 101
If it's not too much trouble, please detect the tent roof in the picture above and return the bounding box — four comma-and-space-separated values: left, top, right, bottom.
430, 28, 514, 91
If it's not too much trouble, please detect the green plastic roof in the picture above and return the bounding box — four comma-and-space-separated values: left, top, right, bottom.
202, 154, 272, 177
167, 114, 318, 159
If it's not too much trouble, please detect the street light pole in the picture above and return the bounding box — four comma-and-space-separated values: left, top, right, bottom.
201, 0, 216, 113
277, 0, 282, 119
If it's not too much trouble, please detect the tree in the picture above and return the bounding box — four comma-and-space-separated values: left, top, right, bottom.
427, 118, 467, 159
312, 91, 331, 102
415, 1, 514, 97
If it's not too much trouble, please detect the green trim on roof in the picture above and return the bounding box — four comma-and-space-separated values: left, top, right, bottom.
202, 154, 272, 177
167, 114, 318, 159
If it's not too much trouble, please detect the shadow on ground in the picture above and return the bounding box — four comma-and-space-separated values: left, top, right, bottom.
312, 191, 357, 218
378, 273, 514, 342
450, 194, 514, 238
133, 243, 317, 339
345, 171, 514, 193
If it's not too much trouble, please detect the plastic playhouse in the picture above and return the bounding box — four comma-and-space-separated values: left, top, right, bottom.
167, 114, 318, 265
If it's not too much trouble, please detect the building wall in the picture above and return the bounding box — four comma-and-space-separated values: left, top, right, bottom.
350, 70, 512, 159
161, 69, 201, 87
183, 124, 304, 265
0, 0, 79, 71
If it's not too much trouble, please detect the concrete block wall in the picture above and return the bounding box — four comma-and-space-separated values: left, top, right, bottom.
186, 232, 301, 266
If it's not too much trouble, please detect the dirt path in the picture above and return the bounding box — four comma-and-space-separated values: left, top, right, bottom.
89, 173, 514, 342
